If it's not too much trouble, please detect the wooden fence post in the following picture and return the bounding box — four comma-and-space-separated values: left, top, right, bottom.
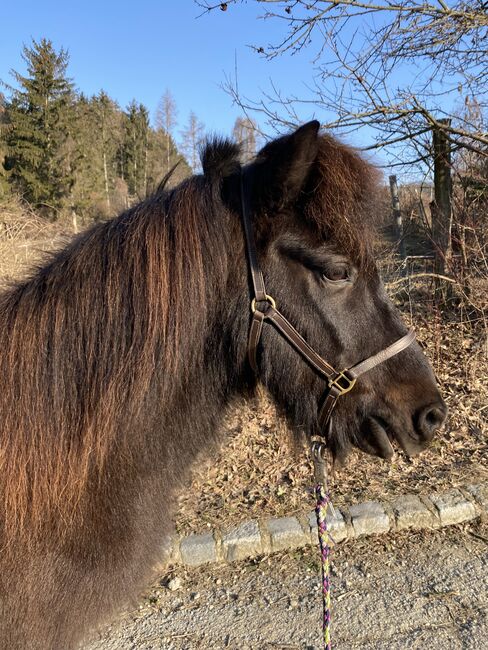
431, 119, 453, 277
389, 174, 406, 260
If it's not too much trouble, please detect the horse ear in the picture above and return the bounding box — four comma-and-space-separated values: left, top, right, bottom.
252, 120, 320, 210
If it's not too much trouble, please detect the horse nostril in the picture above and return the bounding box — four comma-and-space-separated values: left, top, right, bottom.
415, 402, 448, 441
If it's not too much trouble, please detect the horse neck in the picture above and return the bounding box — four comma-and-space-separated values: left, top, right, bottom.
129, 209, 252, 497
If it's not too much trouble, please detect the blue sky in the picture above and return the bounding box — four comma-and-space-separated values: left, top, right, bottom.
2, 0, 467, 179
1, 2, 322, 142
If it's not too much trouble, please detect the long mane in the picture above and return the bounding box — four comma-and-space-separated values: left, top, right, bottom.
0, 173, 227, 541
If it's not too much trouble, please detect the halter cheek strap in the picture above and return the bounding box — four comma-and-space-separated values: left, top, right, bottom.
239, 169, 415, 435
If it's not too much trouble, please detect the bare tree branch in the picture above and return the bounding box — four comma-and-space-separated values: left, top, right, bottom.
199, 0, 488, 169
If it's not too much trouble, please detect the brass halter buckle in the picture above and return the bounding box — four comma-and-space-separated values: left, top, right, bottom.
251, 294, 276, 314
328, 370, 357, 395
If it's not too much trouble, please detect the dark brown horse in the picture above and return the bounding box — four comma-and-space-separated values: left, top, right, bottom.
0, 122, 446, 649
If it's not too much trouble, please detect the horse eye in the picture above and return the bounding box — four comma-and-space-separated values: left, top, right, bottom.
322, 265, 350, 283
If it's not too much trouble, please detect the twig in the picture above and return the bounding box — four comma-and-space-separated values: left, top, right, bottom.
385, 272, 457, 287
468, 531, 488, 544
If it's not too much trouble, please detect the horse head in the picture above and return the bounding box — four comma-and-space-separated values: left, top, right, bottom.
216, 121, 447, 462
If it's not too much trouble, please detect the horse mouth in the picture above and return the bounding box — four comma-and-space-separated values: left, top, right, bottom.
360, 416, 430, 460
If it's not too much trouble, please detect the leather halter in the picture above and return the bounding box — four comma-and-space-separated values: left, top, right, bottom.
239, 168, 416, 436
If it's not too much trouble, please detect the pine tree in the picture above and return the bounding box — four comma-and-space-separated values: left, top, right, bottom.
122, 101, 150, 199
0, 93, 10, 197
69, 93, 98, 215
70, 91, 124, 218
3, 38, 75, 214
96, 92, 117, 212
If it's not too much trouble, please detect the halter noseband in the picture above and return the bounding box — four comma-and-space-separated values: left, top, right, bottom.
239, 168, 415, 436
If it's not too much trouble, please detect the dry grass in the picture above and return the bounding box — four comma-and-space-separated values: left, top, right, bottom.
0, 195, 68, 287
0, 197, 486, 537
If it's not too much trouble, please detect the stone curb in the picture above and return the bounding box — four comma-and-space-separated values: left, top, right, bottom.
170, 482, 488, 567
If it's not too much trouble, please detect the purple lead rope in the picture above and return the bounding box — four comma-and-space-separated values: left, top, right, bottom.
315, 482, 332, 649
312, 441, 332, 649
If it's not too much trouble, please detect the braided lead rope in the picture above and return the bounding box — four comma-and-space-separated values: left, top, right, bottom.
312, 441, 332, 649
315, 482, 332, 650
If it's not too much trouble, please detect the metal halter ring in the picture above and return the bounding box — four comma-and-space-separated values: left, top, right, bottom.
251, 294, 276, 314
328, 370, 357, 395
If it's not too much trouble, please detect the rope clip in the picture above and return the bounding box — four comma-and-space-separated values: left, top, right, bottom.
312, 441, 328, 486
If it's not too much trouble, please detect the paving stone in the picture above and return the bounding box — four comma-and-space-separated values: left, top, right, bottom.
174, 486, 488, 566
349, 501, 390, 537
429, 489, 477, 526
267, 516, 308, 552
222, 520, 262, 562
180, 533, 217, 566
392, 494, 437, 530
308, 506, 348, 543
465, 484, 488, 515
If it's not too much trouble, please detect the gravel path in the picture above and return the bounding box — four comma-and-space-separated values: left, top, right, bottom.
85, 521, 488, 649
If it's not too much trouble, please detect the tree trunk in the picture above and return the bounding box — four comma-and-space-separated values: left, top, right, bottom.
431, 119, 452, 275
389, 175, 406, 260
143, 137, 148, 198
103, 150, 111, 212
166, 132, 170, 174
431, 119, 453, 301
